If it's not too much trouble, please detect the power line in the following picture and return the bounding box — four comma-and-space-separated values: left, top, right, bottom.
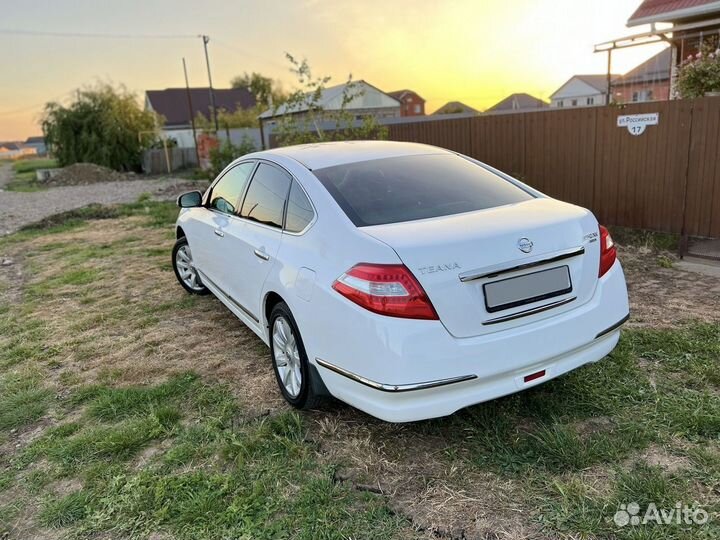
0, 28, 198, 40
212, 38, 289, 72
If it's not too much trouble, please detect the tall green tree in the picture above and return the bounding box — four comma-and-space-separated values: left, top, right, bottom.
42, 84, 158, 171
231, 72, 286, 107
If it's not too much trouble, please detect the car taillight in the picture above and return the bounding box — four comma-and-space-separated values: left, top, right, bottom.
332, 263, 439, 320
599, 225, 617, 277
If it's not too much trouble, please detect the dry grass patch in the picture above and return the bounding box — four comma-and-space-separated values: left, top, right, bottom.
1, 205, 719, 539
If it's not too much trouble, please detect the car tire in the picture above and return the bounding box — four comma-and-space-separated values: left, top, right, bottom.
172, 237, 209, 295
269, 301, 322, 410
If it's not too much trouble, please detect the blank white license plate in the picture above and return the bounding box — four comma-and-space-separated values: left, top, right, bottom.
484, 266, 572, 313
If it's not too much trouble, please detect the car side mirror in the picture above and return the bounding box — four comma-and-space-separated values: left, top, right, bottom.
177, 190, 202, 208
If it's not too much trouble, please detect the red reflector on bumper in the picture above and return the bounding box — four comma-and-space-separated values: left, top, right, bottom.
524, 370, 546, 383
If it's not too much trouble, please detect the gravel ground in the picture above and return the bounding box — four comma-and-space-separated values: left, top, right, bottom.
0, 176, 185, 236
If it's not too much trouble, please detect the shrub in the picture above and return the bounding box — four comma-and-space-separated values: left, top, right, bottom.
676, 44, 720, 99
208, 136, 257, 178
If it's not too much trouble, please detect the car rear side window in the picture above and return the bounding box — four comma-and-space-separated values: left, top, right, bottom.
240, 163, 292, 228
312, 154, 534, 226
209, 161, 255, 214
284, 181, 314, 233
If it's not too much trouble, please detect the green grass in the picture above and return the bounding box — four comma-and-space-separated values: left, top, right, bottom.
12, 158, 57, 174
39, 490, 92, 527
5, 158, 57, 191
0, 372, 52, 431
12, 376, 406, 539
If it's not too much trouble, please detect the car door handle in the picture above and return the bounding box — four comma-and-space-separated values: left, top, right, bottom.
214, 229, 224, 237
254, 249, 270, 261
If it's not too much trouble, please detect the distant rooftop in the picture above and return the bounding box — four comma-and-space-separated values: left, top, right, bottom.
432, 101, 479, 115
145, 87, 256, 128
387, 89, 425, 102
486, 93, 549, 113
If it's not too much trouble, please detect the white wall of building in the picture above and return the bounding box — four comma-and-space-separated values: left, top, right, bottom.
161, 127, 262, 149
550, 78, 606, 108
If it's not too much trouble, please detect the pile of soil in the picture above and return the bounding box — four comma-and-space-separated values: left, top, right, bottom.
42, 163, 134, 186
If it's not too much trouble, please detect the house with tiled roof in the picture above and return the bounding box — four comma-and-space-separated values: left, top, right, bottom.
145, 87, 256, 130
593, 1, 720, 98
549, 75, 620, 108
627, 1, 720, 96
627, 0, 720, 26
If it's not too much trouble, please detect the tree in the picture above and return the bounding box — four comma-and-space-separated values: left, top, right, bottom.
272, 54, 388, 147
231, 72, 286, 107
194, 107, 260, 130
42, 84, 157, 171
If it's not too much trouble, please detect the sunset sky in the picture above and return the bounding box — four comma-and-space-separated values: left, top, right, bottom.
0, 0, 667, 141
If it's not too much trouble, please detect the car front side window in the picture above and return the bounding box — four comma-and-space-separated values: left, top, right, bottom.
209, 161, 255, 215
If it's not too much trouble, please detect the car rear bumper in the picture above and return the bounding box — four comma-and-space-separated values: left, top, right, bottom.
316, 328, 622, 422
309, 261, 629, 422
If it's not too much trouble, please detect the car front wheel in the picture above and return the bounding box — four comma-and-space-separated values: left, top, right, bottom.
269, 302, 320, 409
172, 237, 209, 295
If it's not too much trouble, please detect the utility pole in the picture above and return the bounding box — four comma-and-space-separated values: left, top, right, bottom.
201, 35, 219, 132
182, 58, 200, 168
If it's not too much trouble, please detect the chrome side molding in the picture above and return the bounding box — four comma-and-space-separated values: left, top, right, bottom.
315, 358, 477, 392
197, 269, 260, 323
482, 297, 576, 325
459, 247, 586, 282
595, 313, 630, 339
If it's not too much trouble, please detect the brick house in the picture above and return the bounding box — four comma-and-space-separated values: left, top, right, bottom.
612, 48, 672, 103
387, 90, 426, 116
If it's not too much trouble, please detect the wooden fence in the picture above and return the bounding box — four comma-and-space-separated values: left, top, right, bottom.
387, 97, 720, 239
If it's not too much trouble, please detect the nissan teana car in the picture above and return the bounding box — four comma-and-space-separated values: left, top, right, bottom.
172, 141, 629, 422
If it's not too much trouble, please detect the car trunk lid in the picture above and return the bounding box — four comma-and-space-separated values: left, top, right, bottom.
361, 198, 601, 338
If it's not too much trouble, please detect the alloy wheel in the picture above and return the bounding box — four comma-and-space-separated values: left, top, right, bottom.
175, 244, 204, 292
272, 316, 302, 398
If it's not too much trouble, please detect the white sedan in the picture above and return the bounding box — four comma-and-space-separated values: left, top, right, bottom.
172, 141, 629, 422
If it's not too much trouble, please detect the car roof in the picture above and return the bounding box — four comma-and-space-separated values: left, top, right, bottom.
257, 140, 451, 170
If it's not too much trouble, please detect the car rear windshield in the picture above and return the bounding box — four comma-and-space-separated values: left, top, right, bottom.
312, 153, 534, 227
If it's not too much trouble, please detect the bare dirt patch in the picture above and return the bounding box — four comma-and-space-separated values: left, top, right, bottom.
312, 413, 538, 540
622, 443, 693, 475
618, 245, 720, 327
